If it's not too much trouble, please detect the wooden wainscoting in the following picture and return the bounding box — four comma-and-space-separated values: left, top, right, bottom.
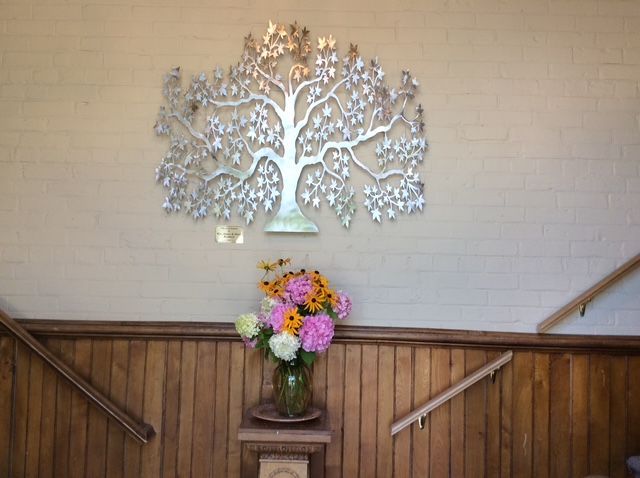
0, 321, 639, 477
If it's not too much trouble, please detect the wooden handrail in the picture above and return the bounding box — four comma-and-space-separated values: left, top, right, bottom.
391, 350, 513, 436
0, 309, 155, 444
537, 253, 640, 333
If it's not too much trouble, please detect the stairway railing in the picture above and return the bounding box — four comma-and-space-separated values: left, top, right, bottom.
0, 308, 155, 444
391, 350, 513, 436
537, 253, 640, 333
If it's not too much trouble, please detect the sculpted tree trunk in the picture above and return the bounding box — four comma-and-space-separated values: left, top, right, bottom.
265, 160, 318, 233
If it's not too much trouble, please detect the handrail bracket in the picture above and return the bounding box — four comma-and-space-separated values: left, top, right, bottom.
578, 298, 592, 317
418, 414, 426, 430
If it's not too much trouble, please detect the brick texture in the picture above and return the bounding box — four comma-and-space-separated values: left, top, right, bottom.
1, 0, 639, 334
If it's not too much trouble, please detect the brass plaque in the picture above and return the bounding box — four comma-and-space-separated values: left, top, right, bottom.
215, 225, 244, 244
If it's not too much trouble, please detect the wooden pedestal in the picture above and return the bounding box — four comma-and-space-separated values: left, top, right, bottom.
238, 406, 331, 478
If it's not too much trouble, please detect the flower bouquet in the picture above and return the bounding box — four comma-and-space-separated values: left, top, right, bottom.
235, 258, 351, 416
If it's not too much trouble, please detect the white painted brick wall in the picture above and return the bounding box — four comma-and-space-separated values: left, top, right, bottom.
1, 0, 639, 334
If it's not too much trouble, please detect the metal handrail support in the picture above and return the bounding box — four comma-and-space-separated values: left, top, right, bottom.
0, 308, 155, 444
390, 350, 513, 436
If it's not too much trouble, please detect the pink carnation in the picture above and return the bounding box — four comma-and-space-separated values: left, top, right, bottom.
284, 275, 313, 305
335, 291, 352, 320
299, 313, 334, 353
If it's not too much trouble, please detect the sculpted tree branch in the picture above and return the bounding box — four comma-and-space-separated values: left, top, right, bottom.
154, 20, 428, 232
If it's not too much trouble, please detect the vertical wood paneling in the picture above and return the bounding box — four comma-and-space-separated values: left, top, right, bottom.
609, 356, 627, 478
53, 340, 74, 478
393, 346, 412, 478
325, 343, 345, 477
176, 341, 197, 478
0, 337, 14, 478
140, 341, 167, 478
213, 342, 231, 475
628, 357, 640, 458
464, 349, 486, 478
241, 344, 262, 478
105, 339, 129, 478
86, 339, 112, 478
450, 349, 465, 478
123, 340, 146, 477
360, 344, 378, 478
310, 350, 329, 477
191, 341, 216, 478
161, 341, 181, 478
500, 353, 513, 478
24, 350, 43, 477
1, 331, 639, 478
376, 345, 394, 478
12, 344, 30, 478
571, 354, 589, 478
312, 348, 328, 409
68, 339, 91, 478
227, 343, 246, 478
38, 339, 58, 478
486, 351, 502, 478
549, 354, 570, 478
589, 354, 610, 476
342, 344, 361, 477
412, 347, 430, 478
430, 348, 450, 477
533, 353, 550, 478
512, 352, 533, 478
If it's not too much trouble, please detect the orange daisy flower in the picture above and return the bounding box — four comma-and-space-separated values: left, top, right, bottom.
324, 289, 339, 309
313, 273, 329, 289
311, 280, 328, 300
281, 307, 303, 335
258, 280, 271, 293
304, 295, 323, 313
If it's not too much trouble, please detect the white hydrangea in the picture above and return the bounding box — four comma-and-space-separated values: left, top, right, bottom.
268, 332, 300, 362
260, 297, 278, 315
235, 313, 261, 338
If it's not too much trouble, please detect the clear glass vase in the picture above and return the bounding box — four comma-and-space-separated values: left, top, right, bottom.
272, 359, 312, 417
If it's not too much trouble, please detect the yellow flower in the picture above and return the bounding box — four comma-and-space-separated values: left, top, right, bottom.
311, 279, 328, 301
324, 289, 339, 309
279, 273, 294, 288
304, 295, 323, 313
281, 307, 303, 334
258, 280, 272, 293
313, 272, 329, 289
267, 281, 285, 299
257, 260, 277, 272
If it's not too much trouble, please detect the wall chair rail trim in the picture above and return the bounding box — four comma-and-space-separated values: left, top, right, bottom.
12, 319, 640, 353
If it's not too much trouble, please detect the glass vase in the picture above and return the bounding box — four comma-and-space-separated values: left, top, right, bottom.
272, 359, 312, 417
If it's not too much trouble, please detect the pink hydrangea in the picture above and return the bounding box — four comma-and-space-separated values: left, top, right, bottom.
284, 275, 313, 305
268, 303, 292, 333
335, 291, 352, 320
242, 336, 258, 348
299, 313, 334, 353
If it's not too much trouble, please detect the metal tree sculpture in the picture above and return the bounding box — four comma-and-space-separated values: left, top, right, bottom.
154, 21, 427, 233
